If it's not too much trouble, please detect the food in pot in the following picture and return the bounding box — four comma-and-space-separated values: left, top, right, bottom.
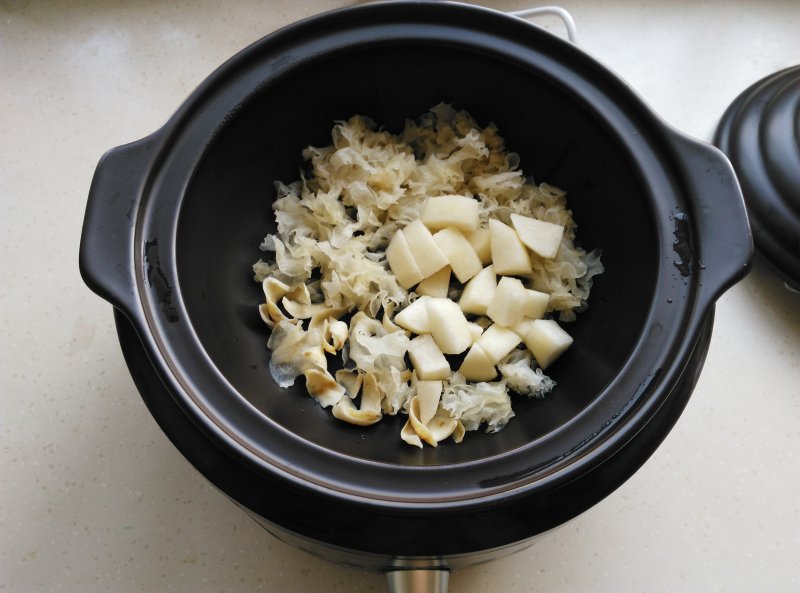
253, 104, 602, 446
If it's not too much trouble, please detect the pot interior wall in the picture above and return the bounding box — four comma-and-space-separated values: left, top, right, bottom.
176, 44, 657, 465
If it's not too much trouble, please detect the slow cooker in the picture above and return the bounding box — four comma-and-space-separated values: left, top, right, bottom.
79, 3, 752, 591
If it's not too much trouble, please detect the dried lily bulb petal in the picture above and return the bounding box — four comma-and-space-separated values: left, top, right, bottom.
427, 410, 458, 443
335, 369, 363, 398
296, 341, 327, 371
258, 303, 278, 328
408, 396, 437, 447
282, 298, 330, 320
415, 380, 442, 425
405, 397, 458, 448
264, 277, 291, 301
285, 282, 312, 305
359, 373, 382, 416
330, 320, 348, 348
381, 301, 408, 335
321, 319, 349, 355
308, 306, 349, 330
452, 420, 465, 444
308, 306, 350, 354
332, 396, 382, 426
304, 368, 346, 408
320, 319, 337, 355
401, 419, 423, 448
260, 277, 291, 328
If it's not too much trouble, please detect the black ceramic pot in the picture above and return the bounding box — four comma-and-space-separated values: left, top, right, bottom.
80, 2, 752, 589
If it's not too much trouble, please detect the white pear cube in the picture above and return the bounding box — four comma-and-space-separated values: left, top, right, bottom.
511, 318, 536, 339
415, 266, 450, 298
523, 288, 550, 320
433, 227, 483, 283
408, 334, 450, 380
421, 195, 480, 232
394, 296, 430, 334
476, 323, 522, 364
489, 218, 532, 276
402, 219, 449, 279
386, 229, 424, 289
458, 265, 496, 315
425, 297, 473, 355
415, 380, 443, 424
510, 213, 565, 259
465, 227, 492, 264
467, 321, 484, 342
525, 319, 573, 369
486, 276, 528, 327
459, 344, 498, 382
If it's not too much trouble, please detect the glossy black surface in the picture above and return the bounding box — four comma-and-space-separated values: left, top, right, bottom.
81, 1, 751, 561
715, 66, 800, 288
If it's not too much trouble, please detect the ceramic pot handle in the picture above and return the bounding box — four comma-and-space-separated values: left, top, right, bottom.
668, 131, 754, 309
79, 135, 159, 317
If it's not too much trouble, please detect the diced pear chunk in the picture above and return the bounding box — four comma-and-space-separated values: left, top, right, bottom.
415, 380, 442, 424
486, 276, 528, 327
523, 288, 550, 320
511, 318, 536, 339
402, 219, 449, 279
525, 319, 573, 369
465, 228, 492, 264
459, 265, 496, 315
386, 229, 424, 289
476, 323, 522, 364
421, 195, 480, 232
467, 322, 484, 342
433, 227, 483, 283
489, 219, 532, 276
408, 334, 450, 380
510, 213, 565, 259
415, 266, 450, 298
394, 296, 430, 334
425, 297, 473, 354
459, 344, 498, 382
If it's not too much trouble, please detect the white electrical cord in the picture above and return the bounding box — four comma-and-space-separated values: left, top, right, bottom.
508, 6, 578, 43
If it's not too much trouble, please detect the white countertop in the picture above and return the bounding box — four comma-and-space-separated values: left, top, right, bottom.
2, 1, 799, 591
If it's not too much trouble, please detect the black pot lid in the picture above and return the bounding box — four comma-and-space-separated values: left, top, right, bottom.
715, 66, 800, 288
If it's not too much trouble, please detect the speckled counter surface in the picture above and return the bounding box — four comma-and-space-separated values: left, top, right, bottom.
1, 1, 799, 591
